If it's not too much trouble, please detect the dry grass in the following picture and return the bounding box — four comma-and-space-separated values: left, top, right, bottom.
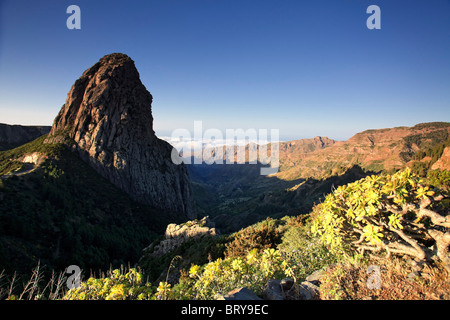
0, 263, 68, 300
319, 257, 450, 300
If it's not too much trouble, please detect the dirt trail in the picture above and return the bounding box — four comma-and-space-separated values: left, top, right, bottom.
1, 163, 37, 180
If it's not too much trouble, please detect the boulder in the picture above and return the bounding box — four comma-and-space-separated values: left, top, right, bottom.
297, 281, 320, 300
145, 216, 217, 258
262, 280, 284, 300
280, 278, 294, 290
305, 268, 326, 285
216, 287, 263, 300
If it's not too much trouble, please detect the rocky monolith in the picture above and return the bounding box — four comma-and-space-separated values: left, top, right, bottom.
45, 53, 194, 218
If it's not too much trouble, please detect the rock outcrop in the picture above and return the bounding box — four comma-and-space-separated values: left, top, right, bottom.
0, 123, 50, 151
216, 287, 263, 300
144, 216, 217, 258
216, 272, 323, 301
45, 53, 194, 218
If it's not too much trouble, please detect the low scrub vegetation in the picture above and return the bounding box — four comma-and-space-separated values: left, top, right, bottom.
1, 167, 449, 300
319, 257, 450, 300
311, 168, 450, 273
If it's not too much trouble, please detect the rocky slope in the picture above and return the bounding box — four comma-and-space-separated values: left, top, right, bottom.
274, 122, 450, 180
431, 146, 450, 170
0, 123, 50, 151
44, 53, 194, 219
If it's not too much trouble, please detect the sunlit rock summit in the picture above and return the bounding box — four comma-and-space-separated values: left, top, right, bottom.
45, 53, 194, 219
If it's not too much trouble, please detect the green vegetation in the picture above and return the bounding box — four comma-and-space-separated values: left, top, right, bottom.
311, 168, 450, 272
427, 169, 450, 191
63, 248, 293, 300
223, 218, 282, 259
0, 136, 176, 277
131, 215, 341, 300
2, 167, 449, 300
406, 139, 450, 190
1, 130, 449, 300
0, 135, 56, 176
412, 139, 450, 163
152, 215, 338, 300
277, 216, 340, 281
412, 122, 450, 130
182, 248, 289, 299
63, 267, 153, 300
138, 234, 230, 283
401, 130, 449, 162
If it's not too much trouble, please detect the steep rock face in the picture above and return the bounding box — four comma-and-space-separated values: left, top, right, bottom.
45, 53, 194, 218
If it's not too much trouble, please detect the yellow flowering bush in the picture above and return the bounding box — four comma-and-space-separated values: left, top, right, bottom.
62, 267, 153, 300
311, 168, 450, 272
184, 248, 290, 299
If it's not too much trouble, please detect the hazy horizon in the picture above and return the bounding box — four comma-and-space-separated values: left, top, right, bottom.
1, 0, 449, 142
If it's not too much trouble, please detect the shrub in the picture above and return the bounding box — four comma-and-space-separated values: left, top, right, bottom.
410, 161, 430, 177
184, 248, 289, 299
224, 218, 282, 259
319, 257, 450, 300
62, 267, 153, 300
427, 169, 450, 191
311, 168, 450, 274
277, 220, 341, 281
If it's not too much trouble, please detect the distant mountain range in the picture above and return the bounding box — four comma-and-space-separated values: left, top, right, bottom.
180, 122, 450, 232
0, 123, 50, 151
165, 122, 450, 181
275, 122, 450, 180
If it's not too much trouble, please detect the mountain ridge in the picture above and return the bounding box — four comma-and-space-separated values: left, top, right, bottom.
173, 121, 450, 182
0, 123, 50, 151
274, 121, 450, 180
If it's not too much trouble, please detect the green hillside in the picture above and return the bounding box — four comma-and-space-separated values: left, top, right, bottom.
0, 135, 179, 276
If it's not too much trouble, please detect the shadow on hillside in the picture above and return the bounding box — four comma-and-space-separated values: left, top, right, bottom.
187, 161, 376, 233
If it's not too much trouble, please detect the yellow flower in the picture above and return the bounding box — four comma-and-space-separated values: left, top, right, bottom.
263, 248, 281, 260
246, 249, 258, 264
157, 281, 171, 292
231, 258, 244, 271
189, 265, 200, 277
106, 284, 126, 300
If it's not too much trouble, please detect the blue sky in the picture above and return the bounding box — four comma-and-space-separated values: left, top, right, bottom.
0, 0, 449, 141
